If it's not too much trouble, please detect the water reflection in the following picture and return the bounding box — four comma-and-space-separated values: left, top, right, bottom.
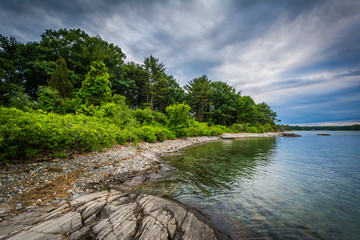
140, 133, 360, 239
143, 138, 277, 201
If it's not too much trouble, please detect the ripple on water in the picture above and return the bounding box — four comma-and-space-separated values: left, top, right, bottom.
142, 133, 360, 239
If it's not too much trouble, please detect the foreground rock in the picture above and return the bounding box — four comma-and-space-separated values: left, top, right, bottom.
0, 190, 217, 240
0, 136, 219, 218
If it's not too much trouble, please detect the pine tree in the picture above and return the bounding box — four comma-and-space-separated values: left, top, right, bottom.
48, 58, 73, 98
78, 61, 112, 106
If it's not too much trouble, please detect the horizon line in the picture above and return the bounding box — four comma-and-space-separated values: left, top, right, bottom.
288, 120, 360, 127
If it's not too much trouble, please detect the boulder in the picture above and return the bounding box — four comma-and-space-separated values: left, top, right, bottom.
1, 191, 218, 240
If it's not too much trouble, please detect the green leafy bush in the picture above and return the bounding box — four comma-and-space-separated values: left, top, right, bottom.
133, 108, 167, 126
166, 103, 191, 128
230, 123, 244, 133
0, 107, 121, 162
137, 125, 176, 143
37, 86, 62, 112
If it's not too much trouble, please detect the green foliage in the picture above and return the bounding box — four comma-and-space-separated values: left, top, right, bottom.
166, 103, 191, 137
137, 125, 176, 143
185, 75, 212, 122
77, 61, 112, 106
7, 85, 35, 111
53, 151, 68, 158
37, 86, 62, 112
114, 62, 147, 108
48, 58, 73, 98
210, 81, 238, 125
1, 29, 283, 163
133, 108, 167, 126
166, 103, 191, 127
58, 98, 78, 114
256, 102, 279, 125
0, 107, 121, 162
143, 55, 167, 111
185, 120, 229, 137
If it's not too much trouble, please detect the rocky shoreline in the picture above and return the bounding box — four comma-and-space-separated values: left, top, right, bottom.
0, 133, 282, 239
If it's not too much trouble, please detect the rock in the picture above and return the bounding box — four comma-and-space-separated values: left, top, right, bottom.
317, 134, 330, 136
221, 132, 281, 139
50, 200, 60, 205
1, 191, 218, 240
158, 165, 172, 172
122, 175, 145, 187
147, 173, 163, 182
281, 133, 301, 137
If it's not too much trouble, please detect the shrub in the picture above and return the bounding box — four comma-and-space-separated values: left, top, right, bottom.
37, 86, 62, 112
209, 125, 229, 135
138, 126, 157, 142
230, 123, 244, 133
77, 61, 112, 106
166, 103, 191, 128
0, 107, 121, 162
137, 125, 176, 143
133, 108, 167, 126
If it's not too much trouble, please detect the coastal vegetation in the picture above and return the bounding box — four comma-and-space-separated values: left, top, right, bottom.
0, 29, 279, 162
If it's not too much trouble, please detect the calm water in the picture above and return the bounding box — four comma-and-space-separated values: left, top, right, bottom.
141, 131, 360, 239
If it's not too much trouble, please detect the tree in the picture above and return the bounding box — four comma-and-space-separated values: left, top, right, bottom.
112, 61, 148, 108
37, 86, 62, 112
210, 81, 238, 125
256, 102, 279, 125
143, 55, 167, 110
184, 75, 212, 122
77, 61, 112, 106
236, 95, 258, 124
0, 34, 24, 105
48, 58, 73, 98
40, 28, 125, 90
162, 74, 186, 112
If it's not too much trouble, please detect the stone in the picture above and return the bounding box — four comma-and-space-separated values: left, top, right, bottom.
281, 133, 301, 137
122, 175, 145, 187
147, 173, 163, 181
1, 192, 218, 240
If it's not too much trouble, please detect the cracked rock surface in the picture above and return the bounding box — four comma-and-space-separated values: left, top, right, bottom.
0, 190, 217, 240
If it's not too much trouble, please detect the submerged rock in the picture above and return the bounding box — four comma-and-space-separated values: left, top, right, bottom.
0, 190, 218, 240
281, 133, 301, 137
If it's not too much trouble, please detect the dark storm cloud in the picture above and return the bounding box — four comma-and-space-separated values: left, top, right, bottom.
1, 0, 359, 125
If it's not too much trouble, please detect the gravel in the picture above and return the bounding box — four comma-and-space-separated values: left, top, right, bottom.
0, 136, 220, 218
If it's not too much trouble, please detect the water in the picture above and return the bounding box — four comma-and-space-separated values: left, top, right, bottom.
141, 131, 360, 239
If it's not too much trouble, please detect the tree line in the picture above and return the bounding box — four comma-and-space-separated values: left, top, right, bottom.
0, 28, 280, 162
0, 28, 278, 127
287, 125, 360, 131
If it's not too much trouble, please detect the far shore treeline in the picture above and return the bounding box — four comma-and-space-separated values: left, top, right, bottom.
0, 28, 280, 162
286, 125, 360, 131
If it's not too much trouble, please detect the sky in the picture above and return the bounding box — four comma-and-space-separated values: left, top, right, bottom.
1, 0, 360, 125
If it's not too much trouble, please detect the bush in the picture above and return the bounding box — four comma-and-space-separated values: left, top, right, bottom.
137, 125, 176, 143
209, 125, 229, 135
185, 121, 229, 137
0, 107, 121, 162
166, 103, 191, 127
133, 108, 167, 126
37, 86, 62, 112
230, 123, 244, 133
